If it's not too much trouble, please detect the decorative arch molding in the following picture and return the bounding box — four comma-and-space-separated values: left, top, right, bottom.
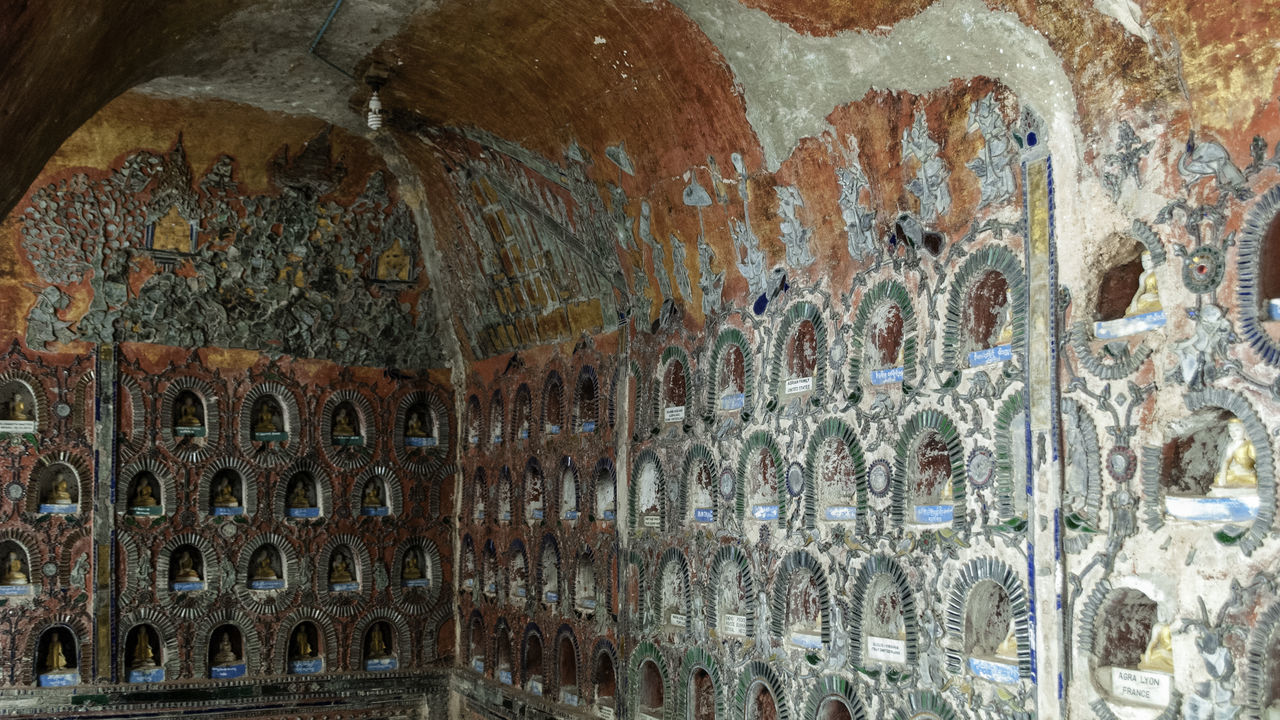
156, 532, 221, 618
557, 455, 580, 520
554, 623, 582, 697
1236, 185, 1280, 366
315, 533, 374, 616
891, 691, 961, 720
731, 660, 789, 720
116, 455, 176, 516
801, 675, 870, 720
117, 373, 148, 460
274, 608, 339, 675
538, 533, 563, 604
24, 615, 90, 685
119, 608, 180, 680
736, 430, 783, 525
492, 616, 515, 681
274, 458, 332, 520
192, 609, 260, 678
351, 608, 413, 671
573, 365, 601, 433
26, 450, 91, 515
704, 326, 754, 422
653, 345, 694, 432
703, 544, 756, 636
418, 584, 456, 665
351, 464, 404, 518
892, 409, 967, 532
391, 537, 444, 614
235, 380, 302, 467
233, 532, 301, 614
1246, 597, 1280, 719
464, 391, 483, 450
0, 369, 48, 433
802, 417, 868, 532
394, 387, 451, 473
489, 388, 506, 445
197, 458, 259, 519
1138, 387, 1276, 554
679, 444, 716, 525
941, 244, 1027, 373
944, 557, 1031, 678
629, 448, 667, 532
520, 621, 547, 685
158, 375, 221, 462
769, 550, 832, 648
591, 638, 620, 706
679, 647, 725, 720
652, 547, 692, 625
848, 278, 919, 396
319, 388, 377, 469
848, 554, 919, 668
594, 456, 618, 522
992, 391, 1028, 522
542, 367, 567, 433
1077, 579, 1182, 720
513, 383, 534, 443
1059, 396, 1103, 540
767, 300, 829, 411
465, 609, 486, 665
627, 642, 672, 720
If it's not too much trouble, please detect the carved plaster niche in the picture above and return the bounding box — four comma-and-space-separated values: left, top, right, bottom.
574, 366, 600, 434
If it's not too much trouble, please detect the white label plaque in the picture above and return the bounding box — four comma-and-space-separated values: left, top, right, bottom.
643, 514, 662, 528
867, 636, 907, 664
784, 376, 814, 395
597, 705, 615, 720
722, 613, 748, 636
663, 406, 686, 423
669, 613, 687, 628
1110, 667, 1171, 707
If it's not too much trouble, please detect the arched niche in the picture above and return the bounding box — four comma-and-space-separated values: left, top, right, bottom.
246, 544, 285, 590
326, 545, 360, 592
543, 370, 565, 435
733, 663, 788, 720
638, 658, 667, 720
658, 347, 692, 428
30, 461, 81, 514
467, 612, 486, 673
594, 644, 618, 715
1090, 237, 1166, 340
739, 431, 783, 524
357, 473, 392, 517
513, 384, 532, 441
850, 556, 918, 668
708, 328, 752, 417
768, 302, 828, 409
461, 536, 477, 594
471, 467, 487, 522
482, 540, 499, 600
525, 458, 546, 522
0, 539, 33, 595
595, 458, 617, 522
495, 620, 515, 684
818, 698, 855, 720
630, 449, 665, 532
1088, 587, 1175, 711
171, 389, 207, 437
706, 546, 755, 639
169, 544, 206, 591
962, 580, 1021, 683
771, 552, 830, 651
125, 469, 164, 517
284, 469, 322, 519
35, 626, 80, 686
508, 540, 529, 604
689, 665, 718, 720
894, 411, 965, 530
362, 620, 397, 671
207, 624, 246, 679
0, 378, 38, 429
1060, 397, 1103, 533
746, 680, 780, 720
498, 466, 514, 523
208, 467, 246, 516
329, 400, 363, 446
944, 246, 1026, 370
1157, 402, 1266, 534
287, 621, 323, 675
540, 535, 561, 606
557, 630, 580, 705
465, 394, 482, 446
849, 279, 919, 393
656, 549, 691, 636
801, 676, 868, 720
124, 623, 165, 683
966, 270, 1011, 354
805, 419, 865, 528
489, 389, 505, 445
248, 393, 288, 442
685, 446, 717, 525
1235, 187, 1280, 366
575, 550, 597, 615
575, 365, 600, 434
398, 390, 443, 451
560, 457, 579, 521
524, 628, 546, 696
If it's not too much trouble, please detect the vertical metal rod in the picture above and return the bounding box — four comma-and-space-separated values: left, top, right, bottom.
309, 0, 356, 81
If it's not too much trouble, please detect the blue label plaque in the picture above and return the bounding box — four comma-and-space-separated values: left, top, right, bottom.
403, 578, 430, 588
287, 507, 319, 518
1165, 495, 1260, 523
518, 428, 529, 439
330, 582, 359, 592
914, 504, 954, 524
546, 425, 560, 435
968, 344, 1013, 367
252, 432, 288, 443
694, 508, 715, 523
128, 667, 165, 683
545, 591, 559, 603
530, 508, 544, 520
750, 505, 779, 521
212, 506, 243, 516
1094, 310, 1167, 339
290, 659, 323, 675
250, 579, 285, 590
0, 584, 29, 596
472, 658, 485, 673
1270, 299, 1280, 321
361, 506, 389, 516
39, 504, 76, 514
601, 509, 615, 521
580, 421, 596, 433
824, 506, 857, 521
175, 426, 206, 437
564, 510, 579, 520
721, 393, 745, 411
499, 670, 513, 685
211, 663, 246, 679
405, 436, 427, 447
968, 657, 1020, 684
365, 657, 397, 672
870, 366, 905, 385
38, 671, 80, 687
171, 581, 204, 592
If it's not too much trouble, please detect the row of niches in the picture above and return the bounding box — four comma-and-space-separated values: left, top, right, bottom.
461, 532, 614, 619
22, 618, 414, 687
463, 365, 605, 450
114, 462, 414, 520
464, 457, 618, 525
464, 614, 616, 714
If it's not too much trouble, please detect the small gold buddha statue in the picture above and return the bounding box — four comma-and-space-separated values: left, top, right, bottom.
173, 551, 200, 582
132, 481, 157, 507
1214, 419, 1257, 489
330, 553, 353, 584
252, 551, 277, 581
333, 408, 356, 437
254, 403, 278, 434
405, 412, 428, 438
44, 635, 68, 672
212, 478, 239, 508
402, 554, 423, 581
213, 633, 238, 665
368, 626, 389, 659
47, 471, 72, 505
10, 394, 29, 421
176, 396, 202, 427
996, 290, 1014, 346
1125, 251, 1162, 317
994, 624, 1018, 661
131, 630, 157, 669
2, 551, 27, 585
1137, 623, 1174, 674
288, 482, 311, 509
362, 483, 383, 508
293, 627, 313, 659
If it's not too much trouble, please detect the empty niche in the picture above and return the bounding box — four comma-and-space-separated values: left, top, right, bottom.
744, 437, 781, 522
465, 394, 481, 446
595, 459, 617, 521
560, 458, 579, 520
327, 546, 359, 591
687, 450, 716, 524
209, 468, 245, 516
632, 452, 663, 530
32, 463, 78, 514
471, 468, 486, 522
247, 544, 284, 590
495, 623, 514, 684
461, 536, 476, 592
594, 649, 617, 715
660, 353, 689, 425
482, 541, 498, 599
818, 697, 855, 720
285, 471, 320, 518
0, 541, 31, 593
786, 319, 819, 395
558, 635, 579, 705
964, 269, 1013, 361
862, 574, 908, 664
816, 436, 858, 523
712, 556, 751, 638
543, 372, 565, 435
172, 390, 206, 437
169, 545, 205, 591
330, 401, 362, 445
1160, 410, 1261, 524
287, 621, 322, 674
575, 551, 597, 614
208, 625, 246, 678
1092, 589, 1173, 709
964, 580, 1019, 681
36, 627, 79, 686
359, 475, 390, 516
575, 367, 599, 433
498, 466, 513, 523
638, 659, 665, 720
746, 681, 779, 720
468, 615, 486, 672
490, 390, 505, 444
525, 459, 546, 522
524, 631, 545, 695
513, 384, 532, 440
127, 470, 163, 516
540, 537, 561, 605
720, 342, 747, 410
691, 667, 715, 720
509, 541, 529, 603
125, 624, 164, 682
363, 621, 397, 671
658, 553, 690, 635
909, 431, 954, 525
785, 570, 824, 650
869, 301, 906, 372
